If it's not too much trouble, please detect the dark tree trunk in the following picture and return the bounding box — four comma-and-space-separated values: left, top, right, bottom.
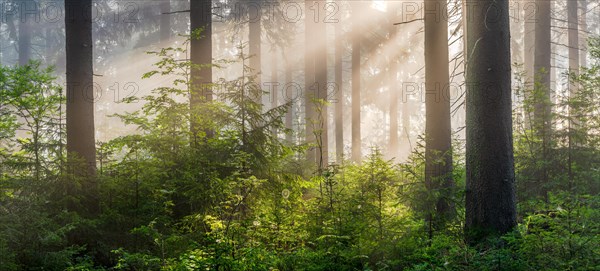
190, 0, 213, 141
160, 0, 171, 42
334, 3, 344, 164
351, 3, 362, 163
534, 0, 552, 200
65, 0, 98, 213
464, 0, 517, 243
424, 0, 454, 229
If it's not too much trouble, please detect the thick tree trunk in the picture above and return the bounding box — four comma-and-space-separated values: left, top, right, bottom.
534, 0, 552, 200
334, 4, 344, 164
160, 0, 171, 42
351, 3, 362, 163
190, 0, 213, 141
65, 0, 98, 213
464, 0, 517, 243
424, 0, 454, 228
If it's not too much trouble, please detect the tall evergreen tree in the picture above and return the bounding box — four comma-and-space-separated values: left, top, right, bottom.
424, 0, 454, 230
65, 0, 97, 213
334, 1, 344, 164
190, 0, 213, 141
534, 0, 552, 200
464, 0, 517, 242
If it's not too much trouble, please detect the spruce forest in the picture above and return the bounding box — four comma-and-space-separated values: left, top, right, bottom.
0, 0, 599, 270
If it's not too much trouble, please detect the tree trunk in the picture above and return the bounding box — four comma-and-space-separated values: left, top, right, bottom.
19, 14, 31, 65
190, 0, 213, 141
389, 59, 399, 159
284, 49, 294, 144
315, 1, 328, 169
160, 0, 171, 42
523, 0, 535, 86
65, 0, 98, 213
249, 0, 262, 87
424, 0, 454, 229
464, 0, 517, 243
579, 0, 587, 68
568, 0, 579, 79
305, 0, 316, 165
351, 3, 362, 163
334, 3, 344, 164
534, 0, 552, 200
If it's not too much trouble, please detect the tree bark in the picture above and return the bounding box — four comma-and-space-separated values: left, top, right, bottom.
284, 49, 294, 144
305, 0, 316, 165
190, 0, 213, 141
579, 0, 587, 68
523, 0, 535, 86
424, 0, 454, 228
568, 0, 579, 79
334, 2, 344, 164
534, 0, 552, 200
464, 0, 517, 243
315, 1, 328, 169
65, 0, 98, 213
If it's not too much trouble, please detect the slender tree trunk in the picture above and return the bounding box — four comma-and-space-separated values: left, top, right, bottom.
19, 14, 31, 65
534, 0, 552, 200
464, 0, 517, 243
424, 0, 454, 228
389, 59, 399, 158
249, 0, 262, 87
65, 0, 98, 213
285, 49, 294, 144
160, 0, 171, 42
351, 3, 362, 163
271, 44, 279, 137
272, 45, 279, 109
305, 0, 316, 164
579, 0, 587, 68
190, 0, 213, 141
315, 1, 328, 169
568, 0, 579, 79
334, 3, 344, 164
523, 0, 535, 86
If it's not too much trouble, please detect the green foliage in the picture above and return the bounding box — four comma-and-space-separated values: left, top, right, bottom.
1, 37, 600, 271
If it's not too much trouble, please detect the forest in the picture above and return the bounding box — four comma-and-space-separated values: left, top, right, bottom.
0, 0, 599, 270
